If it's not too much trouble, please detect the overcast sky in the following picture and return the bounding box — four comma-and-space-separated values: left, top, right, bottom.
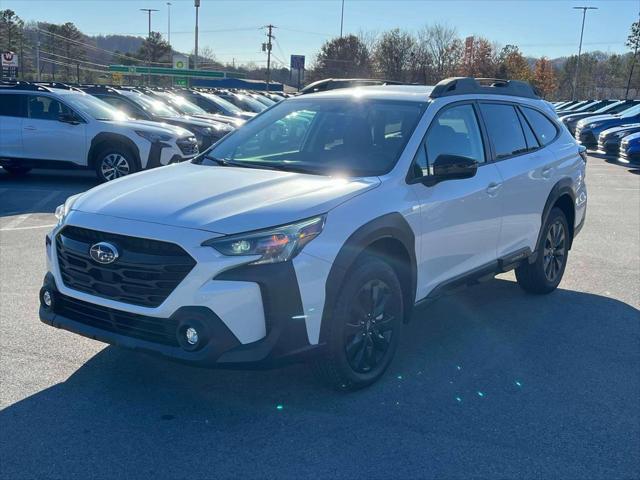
6, 0, 639, 67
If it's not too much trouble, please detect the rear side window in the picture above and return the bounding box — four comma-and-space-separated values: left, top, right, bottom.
479, 103, 528, 159
516, 108, 539, 151
522, 107, 558, 146
0, 94, 26, 117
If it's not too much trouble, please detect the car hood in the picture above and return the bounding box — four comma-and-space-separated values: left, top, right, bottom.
109, 119, 193, 137
191, 112, 244, 127
162, 115, 233, 132
71, 162, 379, 234
577, 114, 617, 127
601, 123, 640, 138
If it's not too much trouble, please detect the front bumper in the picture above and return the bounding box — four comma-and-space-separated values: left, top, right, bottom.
40, 267, 321, 368
576, 129, 597, 149
40, 213, 329, 367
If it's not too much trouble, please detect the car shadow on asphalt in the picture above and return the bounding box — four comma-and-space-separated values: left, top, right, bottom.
1, 278, 639, 478
0, 170, 97, 218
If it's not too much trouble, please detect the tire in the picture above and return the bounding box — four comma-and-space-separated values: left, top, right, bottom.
94, 145, 138, 183
2, 166, 31, 176
313, 254, 404, 390
516, 207, 570, 294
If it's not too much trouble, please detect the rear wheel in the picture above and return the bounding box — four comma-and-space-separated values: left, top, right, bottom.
2, 166, 31, 176
516, 207, 570, 294
313, 255, 404, 390
94, 146, 137, 182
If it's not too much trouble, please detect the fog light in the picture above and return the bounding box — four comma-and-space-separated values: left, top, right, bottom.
42, 290, 52, 308
185, 327, 199, 345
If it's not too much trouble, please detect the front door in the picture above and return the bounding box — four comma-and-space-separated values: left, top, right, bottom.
22, 94, 86, 165
411, 102, 503, 299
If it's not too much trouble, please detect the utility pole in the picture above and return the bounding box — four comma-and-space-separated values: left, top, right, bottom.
194, 0, 200, 71
167, 2, 172, 46
36, 32, 41, 81
263, 24, 275, 92
572, 6, 597, 100
340, 0, 345, 38
76, 63, 80, 84
140, 8, 158, 85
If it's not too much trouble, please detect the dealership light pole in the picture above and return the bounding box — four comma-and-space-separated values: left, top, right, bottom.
340, 0, 345, 37
194, 0, 200, 70
167, 2, 172, 46
140, 8, 158, 85
572, 6, 598, 100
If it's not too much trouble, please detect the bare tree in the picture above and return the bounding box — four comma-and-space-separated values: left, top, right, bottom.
417, 23, 461, 83
372, 28, 417, 82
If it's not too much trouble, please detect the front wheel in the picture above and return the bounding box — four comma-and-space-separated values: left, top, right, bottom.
95, 147, 137, 183
313, 255, 404, 390
516, 207, 570, 294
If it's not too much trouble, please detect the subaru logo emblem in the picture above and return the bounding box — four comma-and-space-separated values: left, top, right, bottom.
89, 242, 119, 265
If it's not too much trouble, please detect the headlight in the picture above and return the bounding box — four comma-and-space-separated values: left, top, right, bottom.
135, 130, 173, 143
203, 216, 325, 265
54, 194, 81, 226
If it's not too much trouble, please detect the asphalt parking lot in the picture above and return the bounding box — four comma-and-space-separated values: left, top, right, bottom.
0, 157, 638, 479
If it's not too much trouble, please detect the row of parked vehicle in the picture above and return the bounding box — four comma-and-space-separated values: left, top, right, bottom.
551, 99, 640, 165
0, 81, 287, 181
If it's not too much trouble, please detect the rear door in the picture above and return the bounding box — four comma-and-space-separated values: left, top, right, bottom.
479, 102, 559, 257
0, 93, 26, 158
22, 94, 87, 165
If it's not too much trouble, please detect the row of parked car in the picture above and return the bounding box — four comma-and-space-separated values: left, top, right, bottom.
551, 99, 640, 165
0, 81, 288, 181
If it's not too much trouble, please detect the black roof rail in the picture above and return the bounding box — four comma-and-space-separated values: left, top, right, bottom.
34, 82, 84, 92
0, 80, 51, 92
430, 77, 539, 100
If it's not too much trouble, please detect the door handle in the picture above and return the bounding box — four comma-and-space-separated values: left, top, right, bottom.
486, 182, 502, 196
542, 166, 553, 179
23, 126, 36, 131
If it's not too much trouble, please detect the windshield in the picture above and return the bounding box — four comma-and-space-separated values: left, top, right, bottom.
620, 105, 640, 118
200, 98, 427, 176
202, 93, 243, 114
63, 93, 127, 121
232, 94, 268, 112
594, 101, 623, 114
122, 92, 179, 117
160, 94, 208, 115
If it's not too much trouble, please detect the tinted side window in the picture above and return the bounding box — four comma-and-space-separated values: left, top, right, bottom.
420, 104, 485, 173
27, 95, 72, 120
98, 96, 141, 118
0, 94, 26, 117
479, 103, 528, 159
522, 107, 558, 146
517, 108, 539, 151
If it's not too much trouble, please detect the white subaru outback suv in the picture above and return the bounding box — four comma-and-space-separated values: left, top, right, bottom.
0, 82, 198, 182
40, 78, 587, 389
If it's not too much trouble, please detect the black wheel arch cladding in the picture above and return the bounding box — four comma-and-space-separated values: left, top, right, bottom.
88, 132, 141, 169
537, 178, 577, 254
319, 212, 417, 344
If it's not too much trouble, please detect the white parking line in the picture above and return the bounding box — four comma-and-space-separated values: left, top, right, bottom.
1, 191, 60, 230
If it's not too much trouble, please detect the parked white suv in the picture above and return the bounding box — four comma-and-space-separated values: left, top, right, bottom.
40, 78, 587, 389
0, 82, 199, 182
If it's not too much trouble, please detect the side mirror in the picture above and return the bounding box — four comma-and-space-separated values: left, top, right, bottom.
58, 113, 80, 125
423, 154, 478, 186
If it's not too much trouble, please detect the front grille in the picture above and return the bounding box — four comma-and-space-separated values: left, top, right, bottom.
55, 294, 179, 346
177, 138, 199, 156
56, 226, 196, 308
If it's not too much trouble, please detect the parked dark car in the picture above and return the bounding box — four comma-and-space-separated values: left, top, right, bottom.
179, 90, 255, 120
597, 123, 640, 156
575, 105, 640, 149
80, 86, 233, 150
142, 89, 244, 128
214, 91, 268, 113
561, 100, 639, 135
619, 132, 640, 164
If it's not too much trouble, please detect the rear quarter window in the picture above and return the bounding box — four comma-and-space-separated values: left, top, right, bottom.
522, 107, 558, 146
